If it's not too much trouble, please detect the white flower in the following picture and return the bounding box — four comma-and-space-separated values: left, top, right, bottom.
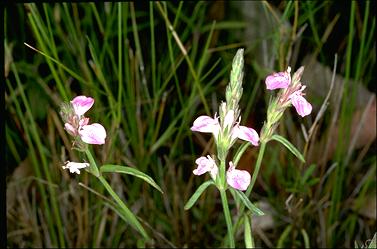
62, 161, 90, 174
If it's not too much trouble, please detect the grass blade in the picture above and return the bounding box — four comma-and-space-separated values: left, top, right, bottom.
244, 214, 254, 248
271, 134, 305, 163
100, 165, 163, 194
184, 180, 214, 210
232, 189, 264, 216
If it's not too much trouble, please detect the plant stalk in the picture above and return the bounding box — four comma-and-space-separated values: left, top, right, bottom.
220, 189, 235, 248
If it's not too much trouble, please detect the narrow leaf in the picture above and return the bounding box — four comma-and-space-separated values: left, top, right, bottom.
100, 164, 163, 194
277, 225, 292, 248
104, 201, 149, 240
234, 190, 264, 216
301, 164, 317, 184
271, 134, 305, 163
233, 142, 250, 167
301, 228, 310, 248
244, 214, 254, 248
184, 180, 214, 210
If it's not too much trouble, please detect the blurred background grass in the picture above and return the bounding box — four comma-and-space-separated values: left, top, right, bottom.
5, 2, 376, 248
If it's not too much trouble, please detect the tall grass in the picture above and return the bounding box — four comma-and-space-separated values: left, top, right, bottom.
6, 2, 376, 248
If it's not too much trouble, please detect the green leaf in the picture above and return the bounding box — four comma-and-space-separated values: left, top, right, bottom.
271, 134, 305, 163
234, 190, 264, 216
233, 142, 251, 167
244, 214, 254, 248
301, 228, 310, 248
103, 201, 149, 240
277, 224, 292, 248
100, 164, 163, 194
307, 178, 320, 187
184, 180, 214, 210
301, 164, 317, 184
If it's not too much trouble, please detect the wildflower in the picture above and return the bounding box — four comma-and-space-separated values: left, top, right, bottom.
61, 95, 107, 145
62, 161, 89, 174
265, 67, 312, 117
193, 155, 218, 180
289, 86, 312, 117
193, 157, 251, 191
232, 125, 259, 146
226, 161, 251, 191
190, 115, 220, 138
64, 123, 78, 136
70, 95, 94, 116
265, 67, 291, 90
190, 114, 259, 145
78, 123, 107, 145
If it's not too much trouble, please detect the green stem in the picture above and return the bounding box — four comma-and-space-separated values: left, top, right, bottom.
97, 175, 149, 240
232, 141, 267, 237
84, 149, 100, 177
219, 155, 227, 188
84, 149, 149, 240
246, 141, 267, 197
220, 189, 235, 248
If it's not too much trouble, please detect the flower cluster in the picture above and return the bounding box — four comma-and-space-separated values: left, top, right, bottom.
191, 109, 259, 147
190, 49, 259, 192
261, 66, 312, 142
265, 66, 312, 117
61, 96, 106, 145
192, 155, 251, 191
60, 95, 106, 175
190, 111, 258, 191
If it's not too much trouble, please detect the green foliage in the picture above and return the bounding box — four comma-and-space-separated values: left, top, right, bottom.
100, 164, 163, 193
184, 180, 214, 210
6, 2, 376, 248
271, 134, 306, 163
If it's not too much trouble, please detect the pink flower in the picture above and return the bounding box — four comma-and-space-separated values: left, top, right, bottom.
71, 96, 94, 116
226, 162, 251, 191
64, 123, 77, 136
190, 115, 220, 138
79, 117, 90, 126
265, 67, 312, 118
290, 92, 312, 117
265, 67, 291, 90
232, 125, 259, 146
193, 155, 218, 180
289, 86, 312, 117
78, 123, 107, 144
191, 113, 259, 145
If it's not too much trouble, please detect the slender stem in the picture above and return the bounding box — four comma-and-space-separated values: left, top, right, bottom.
219, 155, 227, 188
84, 149, 100, 177
246, 141, 267, 197
232, 141, 267, 237
220, 189, 235, 248
97, 175, 149, 240
84, 149, 149, 240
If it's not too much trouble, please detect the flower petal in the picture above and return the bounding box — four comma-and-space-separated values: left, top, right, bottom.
224, 110, 235, 130
62, 161, 89, 174
265, 68, 291, 90
193, 155, 218, 179
71, 96, 94, 116
290, 93, 312, 117
233, 125, 259, 146
79, 123, 107, 144
79, 117, 90, 127
191, 115, 220, 135
64, 123, 77, 136
226, 162, 251, 191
